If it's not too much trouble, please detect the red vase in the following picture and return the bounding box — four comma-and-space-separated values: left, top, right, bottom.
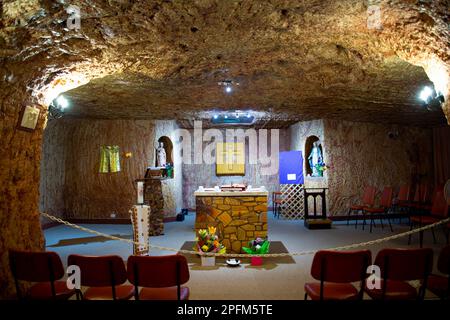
251, 256, 263, 266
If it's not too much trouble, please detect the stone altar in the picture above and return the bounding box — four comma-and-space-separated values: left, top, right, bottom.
195, 191, 268, 253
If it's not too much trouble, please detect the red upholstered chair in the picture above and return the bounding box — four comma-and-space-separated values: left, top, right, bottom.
397, 184, 411, 206
304, 250, 371, 300
127, 254, 190, 300
67, 254, 134, 300
9, 250, 75, 300
364, 187, 394, 233
426, 245, 450, 299
395, 184, 411, 223
365, 248, 433, 300
408, 189, 449, 247
347, 186, 376, 228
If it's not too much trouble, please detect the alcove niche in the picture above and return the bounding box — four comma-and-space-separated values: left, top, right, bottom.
304, 135, 323, 177
155, 136, 174, 166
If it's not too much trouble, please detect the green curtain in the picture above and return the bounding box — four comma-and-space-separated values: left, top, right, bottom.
99, 146, 121, 173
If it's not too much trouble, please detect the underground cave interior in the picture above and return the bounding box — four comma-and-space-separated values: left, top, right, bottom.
0, 0, 450, 300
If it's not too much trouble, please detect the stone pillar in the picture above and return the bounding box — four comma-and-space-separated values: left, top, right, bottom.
143, 179, 165, 235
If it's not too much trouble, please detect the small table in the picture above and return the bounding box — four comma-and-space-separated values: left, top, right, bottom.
303, 188, 332, 229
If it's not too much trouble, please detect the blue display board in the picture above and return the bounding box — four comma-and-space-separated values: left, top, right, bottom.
279, 151, 304, 185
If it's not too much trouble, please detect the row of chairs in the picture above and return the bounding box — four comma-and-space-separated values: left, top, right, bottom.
9, 245, 450, 301
347, 185, 450, 241
347, 186, 395, 233
9, 251, 190, 300
305, 246, 450, 300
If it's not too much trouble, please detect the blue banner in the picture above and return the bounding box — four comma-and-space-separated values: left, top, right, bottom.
279, 151, 304, 185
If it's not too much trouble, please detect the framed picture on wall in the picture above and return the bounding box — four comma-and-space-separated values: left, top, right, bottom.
216, 142, 245, 176
18, 105, 40, 131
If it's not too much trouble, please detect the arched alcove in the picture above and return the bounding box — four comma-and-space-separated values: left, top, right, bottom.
156, 136, 174, 166
305, 135, 323, 177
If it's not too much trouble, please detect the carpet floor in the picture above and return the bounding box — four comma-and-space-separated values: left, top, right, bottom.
44, 213, 448, 300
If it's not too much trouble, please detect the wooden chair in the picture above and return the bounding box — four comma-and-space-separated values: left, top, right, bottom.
347, 186, 376, 228
68, 254, 134, 300
363, 187, 394, 233
426, 245, 450, 299
365, 248, 433, 300
127, 254, 190, 300
304, 250, 371, 300
9, 250, 75, 300
272, 191, 283, 218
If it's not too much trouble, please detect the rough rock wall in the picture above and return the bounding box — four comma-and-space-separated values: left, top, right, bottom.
39, 119, 69, 225
324, 119, 434, 215
0, 87, 46, 298
39, 119, 182, 220
182, 128, 289, 209
62, 119, 156, 219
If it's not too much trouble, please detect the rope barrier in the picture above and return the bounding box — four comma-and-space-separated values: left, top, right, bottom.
41, 212, 450, 258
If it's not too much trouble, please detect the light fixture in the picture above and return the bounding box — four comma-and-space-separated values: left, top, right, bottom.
56, 95, 69, 109
218, 80, 239, 94
419, 86, 433, 103
418, 85, 445, 111
48, 95, 70, 119
211, 111, 255, 125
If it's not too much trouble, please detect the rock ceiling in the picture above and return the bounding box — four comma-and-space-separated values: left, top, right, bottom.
1, 0, 449, 127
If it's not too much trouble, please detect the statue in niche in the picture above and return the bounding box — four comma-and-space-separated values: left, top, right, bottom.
308, 141, 323, 177
156, 141, 167, 167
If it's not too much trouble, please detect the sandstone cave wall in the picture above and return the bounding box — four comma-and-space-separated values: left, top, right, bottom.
182, 128, 290, 209
39, 119, 69, 225
0, 89, 46, 298
39, 119, 182, 220
323, 119, 434, 215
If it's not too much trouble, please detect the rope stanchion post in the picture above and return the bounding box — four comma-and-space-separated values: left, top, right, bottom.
40, 212, 450, 259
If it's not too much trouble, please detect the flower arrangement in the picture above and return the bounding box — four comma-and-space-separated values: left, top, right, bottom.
242, 237, 270, 255
315, 161, 328, 176
194, 226, 226, 254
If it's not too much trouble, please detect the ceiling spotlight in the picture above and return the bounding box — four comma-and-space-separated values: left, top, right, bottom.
56, 95, 69, 109
225, 86, 232, 93
419, 86, 433, 103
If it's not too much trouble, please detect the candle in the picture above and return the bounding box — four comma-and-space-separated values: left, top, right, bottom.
137, 181, 144, 204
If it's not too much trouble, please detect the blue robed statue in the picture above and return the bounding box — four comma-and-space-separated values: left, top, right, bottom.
308, 141, 323, 177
